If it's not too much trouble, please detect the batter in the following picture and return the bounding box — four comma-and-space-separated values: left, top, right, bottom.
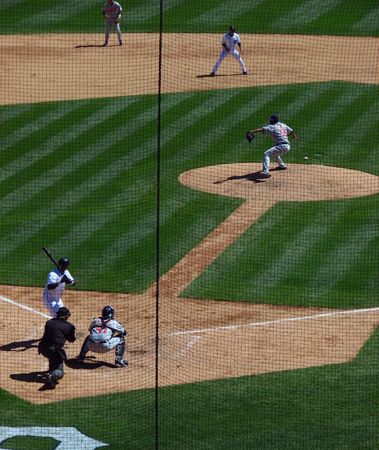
42, 258, 75, 317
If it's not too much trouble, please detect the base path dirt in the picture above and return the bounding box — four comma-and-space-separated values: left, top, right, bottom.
0, 164, 378, 404
0, 33, 378, 105
0, 31, 378, 404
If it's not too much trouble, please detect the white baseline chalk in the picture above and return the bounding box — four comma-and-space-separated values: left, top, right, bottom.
171, 307, 379, 336
0, 294, 51, 319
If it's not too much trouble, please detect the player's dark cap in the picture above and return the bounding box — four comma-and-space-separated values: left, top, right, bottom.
57, 307, 71, 319
269, 115, 279, 124
58, 257, 70, 268
229, 25, 236, 31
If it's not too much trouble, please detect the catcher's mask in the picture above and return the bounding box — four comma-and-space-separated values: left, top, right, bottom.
269, 115, 279, 124
102, 305, 115, 320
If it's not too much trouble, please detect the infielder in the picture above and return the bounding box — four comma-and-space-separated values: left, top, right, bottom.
43, 257, 75, 317
249, 115, 297, 178
210, 26, 247, 76
77, 305, 128, 367
102, 0, 123, 47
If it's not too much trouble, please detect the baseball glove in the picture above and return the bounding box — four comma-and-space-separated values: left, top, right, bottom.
246, 131, 255, 143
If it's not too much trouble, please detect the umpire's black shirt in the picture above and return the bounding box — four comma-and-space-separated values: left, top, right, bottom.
41, 318, 76, 347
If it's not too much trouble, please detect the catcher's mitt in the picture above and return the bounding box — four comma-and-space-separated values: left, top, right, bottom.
246, 131, 255, 143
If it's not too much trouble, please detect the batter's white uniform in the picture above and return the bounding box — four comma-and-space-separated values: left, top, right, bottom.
103, 1, 123, 46
262, 122, 294, 173
43, 268, 74, 316
211, 32, 247, 75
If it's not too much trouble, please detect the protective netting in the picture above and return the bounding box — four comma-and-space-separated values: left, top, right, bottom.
0, 0, 378, 448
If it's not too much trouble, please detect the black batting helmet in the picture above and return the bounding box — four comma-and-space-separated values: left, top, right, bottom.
58, 257, 70, 268
102, 305, 114, 320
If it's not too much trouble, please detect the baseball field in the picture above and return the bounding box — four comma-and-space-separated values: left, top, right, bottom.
0, 0, 378, 448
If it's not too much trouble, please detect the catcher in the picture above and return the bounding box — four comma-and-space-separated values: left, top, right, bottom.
246, 115, 297, 178
77, 305, 128, 368
102, 0, 123, 47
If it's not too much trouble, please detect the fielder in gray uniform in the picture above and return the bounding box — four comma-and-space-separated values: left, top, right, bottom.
102, 0, 123, 47
249, 115, 297, 178
77, 305, 128, 367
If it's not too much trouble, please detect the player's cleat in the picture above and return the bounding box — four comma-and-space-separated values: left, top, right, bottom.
210, 72, 215, 77
243, 71, 248, 75
278, 165, 287, 170
76, 355, 86, 362
119, 41, 123, 46
102, 43, 109, 47
260, 172, 271, 178
45, 374, 58, 389
115, 358, 128, 368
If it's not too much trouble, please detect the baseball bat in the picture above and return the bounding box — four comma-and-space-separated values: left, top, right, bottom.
42, 246, 61, 272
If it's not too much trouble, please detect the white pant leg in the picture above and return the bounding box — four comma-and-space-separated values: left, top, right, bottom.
115, 22, 122, 43
43, 294, 63, 317
232, 49, 247, 73
263, 144, 290, 172
212, 49, 228, 74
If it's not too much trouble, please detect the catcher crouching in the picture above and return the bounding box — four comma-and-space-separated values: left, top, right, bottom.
77, 305, 128, 368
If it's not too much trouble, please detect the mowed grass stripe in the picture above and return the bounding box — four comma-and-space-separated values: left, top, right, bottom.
0, 98, 163, 216
247, 204, 347, 298
0, 94, 189, 249
1, 82, 377, 297
289, 203, 379, 300
1, 0, 378, 35
19, 0, 96, 26
0, 97, 141, 183
0, 101, 83, 155
272, 0, 344, 28
0, 104, 33, 123
352, 4, 379, 33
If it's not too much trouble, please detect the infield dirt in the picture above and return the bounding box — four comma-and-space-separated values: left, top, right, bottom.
0, 33, 378, 403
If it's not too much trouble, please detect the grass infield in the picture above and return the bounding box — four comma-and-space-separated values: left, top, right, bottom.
0, 82, 377, 309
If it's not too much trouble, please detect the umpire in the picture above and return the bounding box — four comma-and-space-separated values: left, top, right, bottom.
38, 307, 76, 389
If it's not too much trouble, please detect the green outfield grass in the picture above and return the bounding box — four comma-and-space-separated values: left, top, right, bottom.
0, 0, 378, 35
0, 82, 378, 308
2, 327, 378, 449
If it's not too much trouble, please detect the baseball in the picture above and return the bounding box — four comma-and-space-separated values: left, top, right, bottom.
304, 156, 309, 160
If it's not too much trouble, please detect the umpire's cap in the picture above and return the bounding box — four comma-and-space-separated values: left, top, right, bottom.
57, 307, 71, 319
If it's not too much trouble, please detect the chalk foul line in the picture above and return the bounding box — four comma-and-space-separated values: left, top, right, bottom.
0, 294, 51, 319
171, 307, 379, 336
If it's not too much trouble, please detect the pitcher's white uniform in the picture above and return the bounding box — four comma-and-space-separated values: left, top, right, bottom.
43, 268, 74, 316
211, 27, 247, 75
102, 0, 123, 46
